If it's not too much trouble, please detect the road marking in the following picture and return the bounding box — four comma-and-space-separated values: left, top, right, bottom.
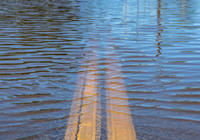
65, 55, 99, 140
64, 65, 87, 140
76, 69, 98, 140
105, 55, 137, 140
65, 49, 136, 140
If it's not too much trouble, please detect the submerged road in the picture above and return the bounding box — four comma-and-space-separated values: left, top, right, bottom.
2, 0, 200, 139
64, 46, 136, 140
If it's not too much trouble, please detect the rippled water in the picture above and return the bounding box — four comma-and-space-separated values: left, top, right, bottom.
1, 0, 200, 139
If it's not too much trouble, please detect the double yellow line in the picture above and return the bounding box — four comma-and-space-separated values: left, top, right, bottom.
65, 50, 136, 140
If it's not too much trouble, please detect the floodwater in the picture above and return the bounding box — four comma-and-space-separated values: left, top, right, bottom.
1, 0, 200, 139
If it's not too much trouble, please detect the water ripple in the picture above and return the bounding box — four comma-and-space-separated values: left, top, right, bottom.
1, 0, 200, 139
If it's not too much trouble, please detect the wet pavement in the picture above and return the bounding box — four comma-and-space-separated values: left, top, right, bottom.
1, 0, 200, 139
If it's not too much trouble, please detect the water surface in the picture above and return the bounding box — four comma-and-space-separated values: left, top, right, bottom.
1, 0, 200, 139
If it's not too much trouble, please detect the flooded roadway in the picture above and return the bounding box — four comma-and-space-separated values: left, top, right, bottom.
1, 0, 200, 139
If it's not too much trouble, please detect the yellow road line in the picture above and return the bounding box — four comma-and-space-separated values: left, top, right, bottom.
65, 57, 99, 140
64, 69, 86, 139
105, 56, 137, 140
65, 50, 136, 140
77, 70, 98, 140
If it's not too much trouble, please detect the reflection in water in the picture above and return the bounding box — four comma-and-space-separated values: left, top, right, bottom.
156, 0, 162, 57
182, 0, 186, 17
1, 0, 200, 139
155, 0, 164, 87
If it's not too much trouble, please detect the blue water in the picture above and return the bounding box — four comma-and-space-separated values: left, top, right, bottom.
1, 0, 200, 139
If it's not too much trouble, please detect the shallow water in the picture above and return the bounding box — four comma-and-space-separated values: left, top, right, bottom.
1, 0, 200, 139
